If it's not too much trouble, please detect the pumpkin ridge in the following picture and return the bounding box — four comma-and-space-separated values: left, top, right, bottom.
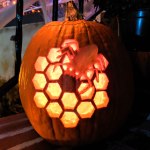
54, 21, 67, 47
80, 20, 90, 45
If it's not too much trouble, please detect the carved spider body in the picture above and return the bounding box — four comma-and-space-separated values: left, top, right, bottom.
55, 39, 108, 93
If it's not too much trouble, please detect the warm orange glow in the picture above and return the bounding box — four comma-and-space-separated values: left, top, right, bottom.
46, 102, 63, 118
46, 83, 62, 99
78, 83, 95, 100
62, 55, 70, 71
47, 48, 62, 63
94, 54, 109, 71
61, 39, 79, 51
31, 41, 110, 128
32, 73, 47, 90
93, 73, 109, 90
34, 92, 48, 108
61, 93, 78, 109
78, 83, 88, 93
80, 70, 94, 80
60, 112, 79, 128
34, 56, 48, 72
94, 91, 109, 108
77, 102, 95, 118
46, 65, 62, 80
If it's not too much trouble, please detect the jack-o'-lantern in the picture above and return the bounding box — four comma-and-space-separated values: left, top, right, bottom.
19, 1, 134, 147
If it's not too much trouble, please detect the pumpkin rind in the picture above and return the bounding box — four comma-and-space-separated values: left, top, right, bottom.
19, 20, 134, 146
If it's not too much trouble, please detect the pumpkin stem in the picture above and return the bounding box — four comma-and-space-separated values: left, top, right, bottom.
65, 1, 83, 21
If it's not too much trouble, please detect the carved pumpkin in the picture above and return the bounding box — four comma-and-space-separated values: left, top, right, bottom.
19, 20, 134, 146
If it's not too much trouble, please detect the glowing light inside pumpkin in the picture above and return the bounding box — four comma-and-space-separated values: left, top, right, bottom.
94, 54, 109, 71
32, 73, 47, 90
61, 93, 78, 109
46, 102, 63, 118
93, 73, 109, 90
46, 83, 62, 99
34, 56, 48, 72
80, 70, 94, 80
34, 92, 48, 108
62, 55, 70, 71
78, 83, 95, 100
61, 112, 79, 128
61, 39, 79, 51
32, 40, 110, 128
77, 102, 95, 118
46, 65, 62, 80
47, 48, 62, 63
94, 91, 109, 108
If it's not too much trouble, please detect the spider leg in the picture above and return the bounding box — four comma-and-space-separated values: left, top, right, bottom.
79, 74, 93, 94
53, 62, 69, 72
88, 66, 99, 82
97, 54, 106, 71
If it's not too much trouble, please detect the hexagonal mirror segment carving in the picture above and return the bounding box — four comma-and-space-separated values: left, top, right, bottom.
61, 92, 78, 110
46, 83, 62, 99
46, 65, 62, 80
47, 48, 62, 63
94, 54, 109, 71
62, 55, 70, 71
46, 102, 63, 118
77, 102, 95, 118
34, 56, 49, 72
93, 73, 109, 90
60, 111, 79, 128
34, 92, 48, 108
94, 91, 109, 109
80, 69, 94, 80
78, 83, 95, 100
32, 73, 47, 90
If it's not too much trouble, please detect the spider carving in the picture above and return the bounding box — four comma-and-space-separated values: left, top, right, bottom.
54, 39, 108, 94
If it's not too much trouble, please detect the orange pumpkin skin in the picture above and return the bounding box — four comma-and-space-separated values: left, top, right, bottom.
19, 20, 134, 146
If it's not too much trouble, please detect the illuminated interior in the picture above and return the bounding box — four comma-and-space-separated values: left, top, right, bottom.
32, 41, 110, 128
46, 83, 62, 99
34, 92, 48, 108
32, 73, 47, 90
46, 102, 63, 118
93, 73, 109, 90
60, 112, 79, 128
61, 93, 78, 109
77, 102, 95, 118
94, 91, 109, 108
80, 70, 94, 80
46, 65, 62, 80
62, 55, 70, 71
47, 48, 62, 63
78, 83, 95, 100
34, 56, 48, 72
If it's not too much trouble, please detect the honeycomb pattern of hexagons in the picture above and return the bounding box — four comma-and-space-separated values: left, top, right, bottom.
32, 41, 109, 128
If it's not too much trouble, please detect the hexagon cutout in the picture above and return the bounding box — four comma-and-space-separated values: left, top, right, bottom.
94, 54, 109, 71
32, 73, 47, 90
93, 73, 109, 90
34, 56, 49, 72
46, 102, 63, 118
46, 83, 62, 99
34, 92, 48, 108
80, 70, 94, 80
78, 83, 95, 100
47, 48, 62, 63
46, 65, 62, 80
77, 102, 95, 118
94, 91, 109, 109
61, 111, 79, 128
61, 92, 78, 110
62, 55, 70, 71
